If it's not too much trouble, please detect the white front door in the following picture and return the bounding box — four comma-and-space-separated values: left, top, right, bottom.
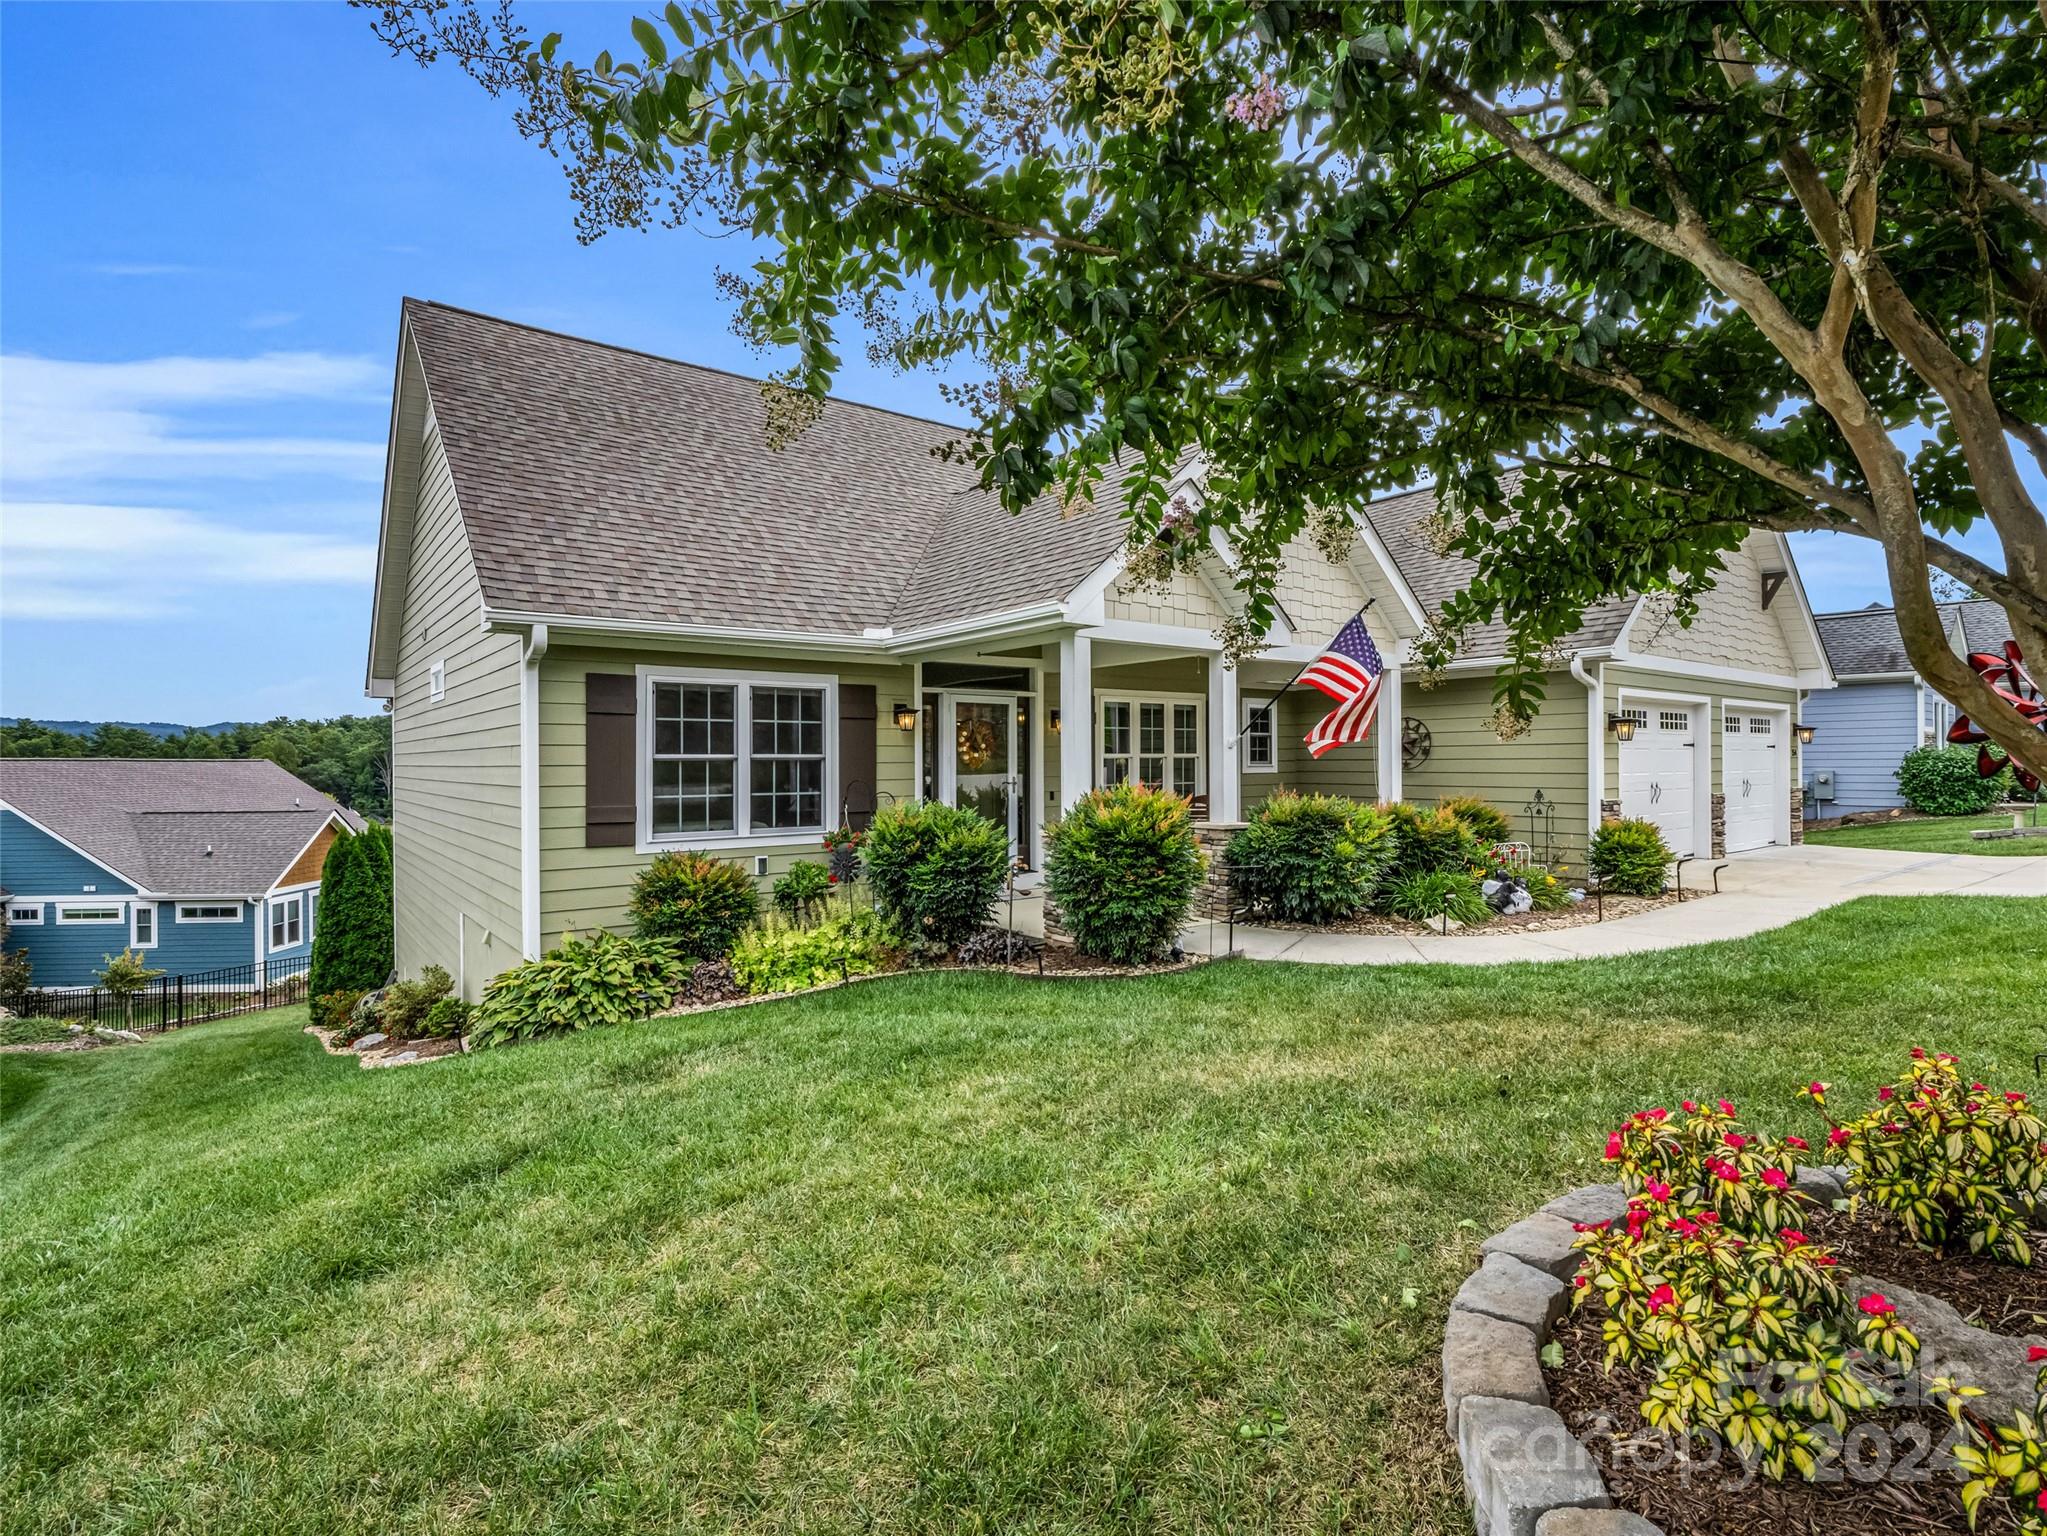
1722, 709, 1785, 852
945, 694, 1020, 852
1619, 702, 1701, 857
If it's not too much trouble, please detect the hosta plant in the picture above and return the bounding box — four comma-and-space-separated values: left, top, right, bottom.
1802, 1053, 2046, 1264
1571, 1184, 1920, 1480
1603, 1098, 1813, 1237
469, 930, 690, 1048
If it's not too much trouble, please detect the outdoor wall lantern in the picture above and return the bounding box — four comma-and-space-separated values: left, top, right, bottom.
1607, 713, 1638, 742
892, 703, 917, 732
1049, 708, 1062, 733
1017, 703, 1029, 727
1796, 722, 1816, 745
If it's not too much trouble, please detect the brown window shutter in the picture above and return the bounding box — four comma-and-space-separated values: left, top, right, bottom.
585, 673, 637, 847
838, 683, 878, 831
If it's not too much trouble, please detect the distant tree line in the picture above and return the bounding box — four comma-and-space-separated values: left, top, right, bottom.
0, 715, 392, 820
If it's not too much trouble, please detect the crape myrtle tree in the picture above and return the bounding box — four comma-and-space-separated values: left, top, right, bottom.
365, 0, 2047, 775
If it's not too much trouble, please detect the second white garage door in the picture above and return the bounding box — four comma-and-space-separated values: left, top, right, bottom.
1722, 709, 1785, 852
1618, 702, 1701, 857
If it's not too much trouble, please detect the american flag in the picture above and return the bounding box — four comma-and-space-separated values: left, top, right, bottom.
1300, 612, 1384, 759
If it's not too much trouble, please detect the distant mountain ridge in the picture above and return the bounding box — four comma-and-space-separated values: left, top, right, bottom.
0, 718, 244, 738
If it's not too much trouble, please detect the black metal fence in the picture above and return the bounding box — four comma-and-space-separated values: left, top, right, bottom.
5, 953, 312, 1034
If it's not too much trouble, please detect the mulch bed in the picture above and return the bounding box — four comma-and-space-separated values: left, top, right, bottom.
1544, 1303, 2019, 1536
1806, 1206, 2047, 1339
1249, 889, 1691, 937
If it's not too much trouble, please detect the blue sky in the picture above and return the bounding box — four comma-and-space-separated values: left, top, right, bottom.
0, 3, 2025, 726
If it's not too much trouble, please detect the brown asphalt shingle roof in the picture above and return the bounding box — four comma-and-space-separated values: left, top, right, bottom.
0, 759, 363, 895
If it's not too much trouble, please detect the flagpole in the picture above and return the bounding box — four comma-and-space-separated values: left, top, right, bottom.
1234, 599, 1375, 741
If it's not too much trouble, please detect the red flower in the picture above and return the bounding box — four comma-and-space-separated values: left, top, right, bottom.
1827, 1127, 1852, 1148
1878, 1086, 1895, 1102
1667, 1217, 1700, 1238
1807, 1081, 1827, 1096
1911, 1047, 1927, 1060
1781, 1229, 1809, 1248
1647, 1283, 1676, 1315
1698, 1211, 1720, 1224
1812, 1253, 1837, 1267
1784, 1135, 1809, 1150
1760, 1168, 1789, 1190
1858, 1294, 1896, 1317
1605, 1132, 1625, 1161
2007, 1091, 2028, 1104
2036, 1489, 2046, 1513
2029, 1346, 2047, 1363
1724, 1133, 1748, 1150
1717, 1100, 1736, 1116
1574, 1274, 1588, 1289
1572, 1220, 1611, 1234
1643, 1179, 1672, 1202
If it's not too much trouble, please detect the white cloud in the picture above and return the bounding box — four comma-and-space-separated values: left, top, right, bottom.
1, 501, 375, 620
89, 262, 198, 277
242, 311, 301, 330
0, 350, 384, 485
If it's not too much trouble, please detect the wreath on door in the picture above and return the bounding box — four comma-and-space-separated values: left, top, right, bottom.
956, 716, 1001, 772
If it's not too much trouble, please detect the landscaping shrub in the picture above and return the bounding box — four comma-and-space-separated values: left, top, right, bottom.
862, 800, 1009, 949
1437, 793, 1512, 846
418, 997, 472, 1039
1589, 817, 1670, 896
0, 949, 33, 1003
380, 964, 454, 1039
1525, 866, 1576, 911
469, 931, 690, 1048
729, 909, 899, 995
1803, 1053, 2045, 1263
1897, 743, 2014, 815
627, 850, 760, 960
1225, 791, 1393, 922
338, 988, 388, 1044
1043, 784, 1204, 963
1952, 1357, 2047, 1533
771, 861, 833, 924
312, 989, 363, 1033
1380, 802, 1485, 883
309, 824, 395, 998
1381, 869, 1489, 926
1603, 1098, 1810, 1236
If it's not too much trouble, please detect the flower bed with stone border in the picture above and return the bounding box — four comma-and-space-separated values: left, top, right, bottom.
1444, 1169, 2046, 1536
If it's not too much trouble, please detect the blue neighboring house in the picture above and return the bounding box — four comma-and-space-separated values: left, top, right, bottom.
1804, 599, 2017, 817
0, 759, 365, 989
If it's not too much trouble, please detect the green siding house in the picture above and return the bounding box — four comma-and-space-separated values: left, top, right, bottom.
365, 301, 1835, 996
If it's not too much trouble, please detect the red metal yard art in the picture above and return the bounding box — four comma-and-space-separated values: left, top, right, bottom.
1945, 640, 2047, 793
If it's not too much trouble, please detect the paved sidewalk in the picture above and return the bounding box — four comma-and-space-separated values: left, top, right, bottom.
1170, 843, 2047, 966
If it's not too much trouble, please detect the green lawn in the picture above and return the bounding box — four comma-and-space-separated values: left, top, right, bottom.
5, 897, 2046, 1536
1804, 810, 2047, 856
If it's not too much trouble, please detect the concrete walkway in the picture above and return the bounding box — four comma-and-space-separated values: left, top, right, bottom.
1006, 844, 2046, 967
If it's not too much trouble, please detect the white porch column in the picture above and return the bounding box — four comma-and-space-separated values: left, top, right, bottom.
1206, 651, 1240, 821
1057, 630, 1092, 813
1376, 660, 1404, 802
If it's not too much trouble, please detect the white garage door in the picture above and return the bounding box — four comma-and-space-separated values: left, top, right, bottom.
1722, 710, 1785, 852
1618, 703, 1700, 857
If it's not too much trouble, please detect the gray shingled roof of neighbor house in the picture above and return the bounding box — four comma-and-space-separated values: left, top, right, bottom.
1815, 598, 2016, 677
0, 758, 363, 895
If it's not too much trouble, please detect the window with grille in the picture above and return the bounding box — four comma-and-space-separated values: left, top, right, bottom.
1748, 716, 1772, 734
1658, 709, 1690, 733
645, 672, 833, 841
1099, 696, 1202, 795
1243, 698, 1277, 772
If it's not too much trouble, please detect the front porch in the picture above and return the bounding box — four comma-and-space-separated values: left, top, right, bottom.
903, 622, 1409, 870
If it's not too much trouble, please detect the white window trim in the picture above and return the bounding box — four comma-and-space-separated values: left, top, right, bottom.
429, 658, 447, 703
55, 902, 126, 925
1241, 695, 1279, 774
634, 664, 839, 853
130, 901, 158, 949
269, 892, 304, 950
177, 903, 243, 924
1093, 690, 1206, 796
7, 902, 42, 925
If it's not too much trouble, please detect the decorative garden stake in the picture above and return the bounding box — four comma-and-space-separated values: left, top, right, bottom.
1947, 641, 2047, 793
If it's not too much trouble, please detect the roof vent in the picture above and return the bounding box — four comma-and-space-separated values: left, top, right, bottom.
294, 796, 301, 807
204, 844, 213, 857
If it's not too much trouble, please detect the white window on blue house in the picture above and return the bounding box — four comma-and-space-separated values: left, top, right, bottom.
269, 893, 303, 950
131, 903, 157, 949
56, 903, 124, 924
178, 904, 241, 923
7, 903, 41, 925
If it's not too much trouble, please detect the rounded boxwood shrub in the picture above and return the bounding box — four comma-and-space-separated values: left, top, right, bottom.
1383, 869, 1489, 925
1896, 743, 2013, 816
1589, 817, 1672, 896
1437, 794, 1513, 846
1226, 791, 1393, 922
628, 850, 761, 960
863, 800, 1010, 949
1044, 784, 1205, 963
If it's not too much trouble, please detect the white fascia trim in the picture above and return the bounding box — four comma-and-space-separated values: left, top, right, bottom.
1605, 649, 1814, 692
266, 878, 322, 899
1346, 513, 1430, 638
1834, 670, 1918, 684
482, 602, 1069, 659
0, 798, 152, 893
1062, 551, 1125, 627
1079, 619, 1223, 652
266, 813, 347, 897
1768, 530, 1834, 685
364, 319, 417, 696
1417, 648, 1613, 679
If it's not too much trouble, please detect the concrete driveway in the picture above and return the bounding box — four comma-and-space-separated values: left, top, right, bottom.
1172, 842, 2047, 967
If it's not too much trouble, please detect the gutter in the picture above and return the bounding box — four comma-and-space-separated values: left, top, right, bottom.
480, 600, 1069, 657
1569, 650, 1608, 836
518, 622, 549, 960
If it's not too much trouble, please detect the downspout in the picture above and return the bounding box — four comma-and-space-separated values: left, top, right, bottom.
519, 622, 549, 959
1570, 652, 1604, 843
